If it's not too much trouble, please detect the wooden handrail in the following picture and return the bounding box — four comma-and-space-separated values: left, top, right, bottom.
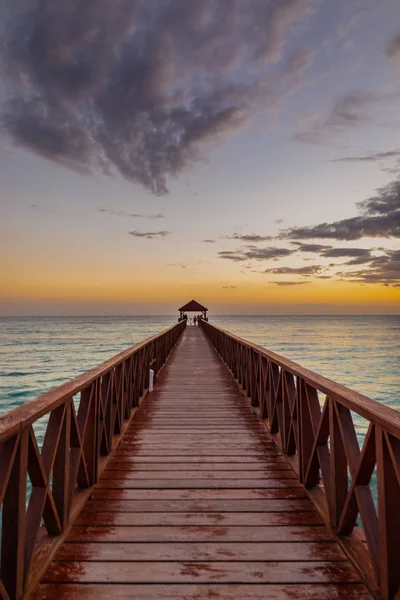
200, 320, 400, 600
0, 321, 186, 599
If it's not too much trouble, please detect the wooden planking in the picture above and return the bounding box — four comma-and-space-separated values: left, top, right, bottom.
56, 541, 346, 561
100, 469, 297, 478
42, 560, 361, 584
91, 488, 308, 500
95, 478, 301, 488
67, 525, 335, 543
79, 498, 315, 512
106, 460, 289, 469
34, 326, 372, 600
33, 584, 371, 600
113, 449, 282, 456
75, 510, 322, 526
104, 452, 287, 471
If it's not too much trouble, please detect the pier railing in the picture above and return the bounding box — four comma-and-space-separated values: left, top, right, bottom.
200, 320, 400, 600
0, 321, 185, 599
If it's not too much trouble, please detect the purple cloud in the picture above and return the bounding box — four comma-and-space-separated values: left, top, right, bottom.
1, 0, 319, 195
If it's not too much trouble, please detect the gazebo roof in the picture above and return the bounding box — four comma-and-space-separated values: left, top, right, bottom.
178, 299, 208, 312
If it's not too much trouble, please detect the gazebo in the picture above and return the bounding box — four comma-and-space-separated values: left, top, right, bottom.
178, 300, 208, 322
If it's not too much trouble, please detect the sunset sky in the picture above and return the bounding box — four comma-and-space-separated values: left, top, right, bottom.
1, 0, 399, 315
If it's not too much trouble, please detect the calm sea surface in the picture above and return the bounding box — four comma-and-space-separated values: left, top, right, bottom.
1, 315, 399, 445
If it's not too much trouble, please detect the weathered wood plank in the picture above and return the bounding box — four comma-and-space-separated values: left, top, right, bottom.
83, 498, 314, 512
95, 478, 301, 489
42, 560, 361, 584
32, 583, 372, 600
100, 469, 296, 479
106, 460, 288, 469
67, 525, 334, 543
106, 458, 287, 471
92, 488, 308, 500
75, 510, 322, 526
56, 540, 345, 561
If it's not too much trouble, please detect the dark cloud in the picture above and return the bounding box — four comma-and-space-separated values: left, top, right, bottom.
292, 242, 332, 252
271, 281, 310, 286
1, 0, 319, 195
265, 265, 322, 275
332, 149, 400, 164
202, 239, 216, 243
224, 233, 274, 242
321, 248, 371, 258
283, 178, 400, 240
128, 230, 170, 239
344, 256, 374, 266
99, 208, 164, 219
218, 245, 294, 262
218, 251, 248, 262
244, 246, 294, 260
331, 149, 400, 177
336, 249, 400, 287
386, 34, 400, 59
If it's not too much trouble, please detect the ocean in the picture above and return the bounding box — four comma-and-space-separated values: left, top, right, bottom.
1, 315, 399, 439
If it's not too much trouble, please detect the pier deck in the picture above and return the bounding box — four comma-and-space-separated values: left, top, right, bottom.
32, 327, 371, 599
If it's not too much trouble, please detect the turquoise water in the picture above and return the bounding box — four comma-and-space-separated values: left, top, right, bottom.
1, 315, 399, 438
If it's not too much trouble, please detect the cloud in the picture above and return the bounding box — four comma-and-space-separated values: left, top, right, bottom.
98, 209, 164, 219
244, 246, 295, 260
271, 281, 310, 286
219, 245, 295, 262
293, 90, 389, 145
344, 256, 374, 266
128, 230, 170, 239
265, 265, 322, 275
292, 242, 332, 252
218, 251, 248, 262
386, 34, 400, 59
331, 149, 400, 164
222, 285, 237, 289
336, 249, 400, 287
224, 233, 274, 242
1, 0, 320, 195
321, 248, 371, 258
202, 239, 216, 243
282, 178, 400, 240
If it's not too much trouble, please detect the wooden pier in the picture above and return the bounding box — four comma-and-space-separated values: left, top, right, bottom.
1, 321, 400, 599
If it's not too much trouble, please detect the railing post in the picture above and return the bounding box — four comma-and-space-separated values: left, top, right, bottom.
78, 383, 99, 487
52, 401, 71, 527
329, 398, 348, 528
376, 426, 400, 600
1, 429, 29, 599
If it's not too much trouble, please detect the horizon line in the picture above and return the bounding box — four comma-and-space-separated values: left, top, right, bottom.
1, 314, 399, 318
